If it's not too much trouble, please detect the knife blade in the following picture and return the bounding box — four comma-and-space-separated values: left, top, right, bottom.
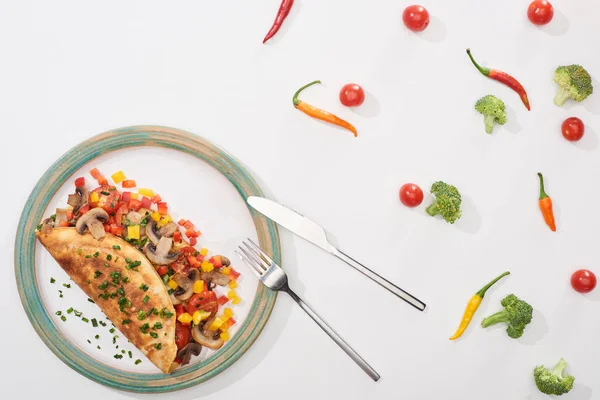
246, 196, 426, 311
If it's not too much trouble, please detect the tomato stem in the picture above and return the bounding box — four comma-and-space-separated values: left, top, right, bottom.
293, 80, 321, 106
466, 48, 491, 77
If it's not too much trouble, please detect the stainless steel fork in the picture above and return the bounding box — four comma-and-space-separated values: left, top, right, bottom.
236, 238, 380, 382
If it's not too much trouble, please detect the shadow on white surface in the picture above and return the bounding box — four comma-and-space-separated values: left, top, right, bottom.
582, 285, 600, 302
261, 0, 303, 46
574, 125, 598, 151
417, 16, 447, 43
518, 309, 549, 346
454, 195, 482, 234
538, 10, 570, 36
503, 103, 522, 134
350, 92, 380, 118
527, 383, 594, 400
584, 75, 600, 115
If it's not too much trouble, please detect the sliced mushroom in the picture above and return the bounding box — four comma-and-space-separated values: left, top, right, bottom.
169, 291, 182, 305
176, 342, 202, 366
199, 270, 230, 286
192, 324, 224, 350
143, 236, 179, 265
126, 211, 143, 225
146, 220, 179, 245
54, 208, 69, 225
172, 269, 199, 301
40, 217, 54, 234
67, 186, 89, 213
75, 207, 109, 240
220, 256, 231, 267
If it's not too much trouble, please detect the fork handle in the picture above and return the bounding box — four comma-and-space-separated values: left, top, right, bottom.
285, 288, 380, 382
333, 249, 426, 311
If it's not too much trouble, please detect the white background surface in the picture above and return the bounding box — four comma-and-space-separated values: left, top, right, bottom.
1, 0, 600, 399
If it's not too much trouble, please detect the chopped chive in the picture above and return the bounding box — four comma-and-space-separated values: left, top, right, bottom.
67, 307, 74, 314
137, 310, 147, 320
107, 254, 112, 261
121, 349, 126, 354
91, 318, 98, 327
98, 281, 109, 290
82, 317, 89, 323
162, 274, 170, 285
142, 295, 149, 304
152, 322, 163, 330
50, 277, 56, 284
113, 335, 118, 344
87, 279, 91, 284
125, 258, 132, 264
128, 351, 132, 359
93, 252, 100, 258
117, 286, 125, 296
85, 255, 92, 259
153, 343, 162, 350
55, 311, 62, 316
122, 276, 129, 283
109, 328, 115, 334
61, 315, 67, 322
135, 359, 142, 365
140, 323, 150, 334
160, 308, 174, 319
97, 345, 101, 350
74, 310, 82, 317
95, 335, 100, 340
139, 283, 149, 291
87, 339, 91, 344
99, 321, 107, 327
104, 263, 109, 268
122, 319, 131, 325
77, 248, 82, 255
149, 332, 158, 338
110, 271, 121, 284
193, 251, 199, 256
100, 191, 110, 195
115, 345, 119, 349
94, 270, 103, 278
88, 298, 95, 304
112, 244, 121, 250
98, 293, 109, 300
167, 288, 174, 295
114, 354, 123, 359
59, 293, 63, 298
62, 283, 71, 288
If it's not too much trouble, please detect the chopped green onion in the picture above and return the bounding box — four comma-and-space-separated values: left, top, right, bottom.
142, 295, 149, 304
88, 298, 95, 304
193, 251, 199, 256
122, 319, 131, 325
167, 288, 174, 295
152, 322, 163, 330
98, 281, 109, 290
160, 308, 174, 319
100, 191, 110, 195
117, 286, 125, 296
153, 343, 162, 350
114, 354, 123, 359
85, 255, 92, 259
104, 263, 109, 268
128, 351, 132, 358
55, 311, 62, 316
113, 335, 118, 344
93, 251, 100, 258
99, 321, 107, 327
63, 283, 71, 288
97, 345, 101, 350
149, 332, 158, 338
135, 359, 142, 365
50, 277, 56, 284
94, 270, 103, 278
77, 248, 82, 255
122, 276, 129, 283
91, 318, 98, 327
98, 293, 109, 300
109, 328, 115, 334
139, 283, 149, 291
61, 315, 67, 322
121, 349, 126, 354
87, 339, 91, 344
81, 317, 89, 323
140, 323, 150, 334
137, 310, 147, 320
107, 254, 112, 261
67, 307, 74, 314
74, 310, 82, 317
95, 335, 100, 340
113, 245, 121, 250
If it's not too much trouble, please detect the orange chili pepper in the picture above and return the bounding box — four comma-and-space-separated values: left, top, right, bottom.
537, 172, 556, 232
293, 80, 357, 137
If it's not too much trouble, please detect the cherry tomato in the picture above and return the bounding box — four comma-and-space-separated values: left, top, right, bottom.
187, 291, 219, 316
527, 0, 554, 25
339, 84, 365, 107
399, 183, 424, 207
175, 322, 191, 350
561, 117, 584, 142
402, 5, 430, 32
90, 185, 121, 213
571, 269, 597, 293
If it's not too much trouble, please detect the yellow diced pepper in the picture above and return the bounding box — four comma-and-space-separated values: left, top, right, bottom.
221, 267, 231, 275
151, 212, 161, 222
111, 171, 126, 184
157, 214, 172, 227
200, 248, 208, 256
192, 310, 211, 325
220, 331, 230, 341
228, 281, 237, 289
224, 308, 234, 319
227, 290, 237, 300
209, 317, 224, 331
232, 296, 241, 305
127, 225, 140, 240
138, 188, 154, 197
130, 193, 139, 200
201, 262, 214, 273
90, 192, 99, 203
219, 322, 229, 332
167, 279, 178, 290
177, 312, 193, 325
193, 280, 205, 294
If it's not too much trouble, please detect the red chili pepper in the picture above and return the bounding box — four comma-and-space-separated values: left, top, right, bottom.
263, 0, 294, 44
466, 49, 531, 111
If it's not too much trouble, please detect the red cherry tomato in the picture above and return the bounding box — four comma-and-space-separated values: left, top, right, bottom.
399, 183, 424, 207
339, 84, 365, 107
187, 291, 219, 316
402, 5, 430, 32
571, 269, 597, 293
527, 0, 554, 25
561, 117, 584, 142
175, 322, 191, 350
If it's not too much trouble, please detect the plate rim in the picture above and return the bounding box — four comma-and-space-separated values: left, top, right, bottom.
14, 125, 280, 393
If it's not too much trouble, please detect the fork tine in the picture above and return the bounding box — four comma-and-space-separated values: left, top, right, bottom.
235, 249, 264, 277
240, 241, 269, 270
247, 238, 275, 265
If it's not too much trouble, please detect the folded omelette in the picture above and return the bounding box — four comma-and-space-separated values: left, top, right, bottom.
37, 226, 177, 374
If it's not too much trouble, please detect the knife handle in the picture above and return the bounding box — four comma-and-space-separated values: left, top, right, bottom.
333, 249, 426, 311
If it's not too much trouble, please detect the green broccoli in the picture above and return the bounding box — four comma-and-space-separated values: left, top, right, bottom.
481, 294, 533, 339
554, 65, 593, 106
425, 181, 462, 224
534, 358, 575, 396
474, 95, 507, 134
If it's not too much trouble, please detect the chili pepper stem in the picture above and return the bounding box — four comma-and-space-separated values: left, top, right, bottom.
293, 80, 321, 106
466, 48, 491, 76
475, 271, 510, 298
537, 173, 549, 199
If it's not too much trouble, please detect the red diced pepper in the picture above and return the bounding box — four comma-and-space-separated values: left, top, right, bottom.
218, 295, 230, 306
129, 199, 142, 211
121, 191, 131, 202
103, 223, 111, 232
173, 231, 181, 242
59, 221, 71, 227
110, 224, 124, 236
229, 268, 241, 281
66, 210, 74, 221
97, 176, 108, 186
171, 263, 187, 274
122, 179, 136, 188
187, 256, 199, 266
189, 237, 197, 246
78, 204, 90, 215
157, 202, 168, 215
183, 220, 194, 230
141, 196, 152, 209
74, 177, 85, 187
115, 203, 128, 227
89, 168, 101, 179
195, 253, 205, 262
209, 256, 222, 269
181, 246, 196, 255
175, 304, 185, 317
227, 318, 236, 327
185, 228, 199, 238
157, 265, 169, 276
152, 194, 162, 203
203, 281, 208, 292
178, 219, 187, 226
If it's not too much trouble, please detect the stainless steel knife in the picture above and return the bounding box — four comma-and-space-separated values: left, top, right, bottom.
247, 196, 426, 311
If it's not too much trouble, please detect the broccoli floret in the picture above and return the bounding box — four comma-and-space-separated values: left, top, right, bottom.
554, 65, 593, 106
474, 95, 507, 134
425, 181, 462, 224
481, 294, 533, 339
534, 358, 575, 396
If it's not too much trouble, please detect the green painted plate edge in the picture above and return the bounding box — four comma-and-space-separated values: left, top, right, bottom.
14, 125, 280, 393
